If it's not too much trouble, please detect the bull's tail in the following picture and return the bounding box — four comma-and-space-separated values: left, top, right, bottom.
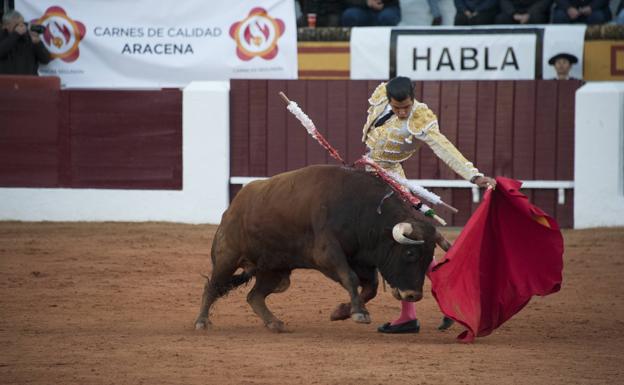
227, 270, 254, 289
203, 269, 255, 298
207, 225, 255, 296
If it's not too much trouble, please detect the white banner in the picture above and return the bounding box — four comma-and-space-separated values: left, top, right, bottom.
351, 25, 586, 80
542, 25, 586, 80
18, 0, 298, 88
350, 27, 391, 80
396, 33, 536, 80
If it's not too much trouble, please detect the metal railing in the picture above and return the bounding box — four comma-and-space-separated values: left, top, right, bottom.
230, 177, 574, 205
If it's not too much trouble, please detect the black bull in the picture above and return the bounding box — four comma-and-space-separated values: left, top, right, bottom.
195, 165, 450, 332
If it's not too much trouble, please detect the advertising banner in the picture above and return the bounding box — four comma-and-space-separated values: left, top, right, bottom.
18, 0, 298, 88
351, 25, 586, 80
394, 30, 537, 80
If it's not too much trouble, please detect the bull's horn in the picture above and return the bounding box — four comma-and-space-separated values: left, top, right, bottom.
435, 230, 452, 252
392, 223, 425, 245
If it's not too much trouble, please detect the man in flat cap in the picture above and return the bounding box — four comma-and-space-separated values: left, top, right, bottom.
548, 53, 578, 80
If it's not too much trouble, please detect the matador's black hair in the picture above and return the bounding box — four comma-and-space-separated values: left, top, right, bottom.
386, 76, 414, 102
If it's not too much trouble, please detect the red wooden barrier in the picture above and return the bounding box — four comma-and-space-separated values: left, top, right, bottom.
0, 89, 64, 187
0, 79, 580, 227
68, 90, 182, 189
0, 88, 182, 190
230, 79, 582, 227
0, 75, 60, 90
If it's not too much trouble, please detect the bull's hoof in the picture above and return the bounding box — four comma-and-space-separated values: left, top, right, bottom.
351, 312, 371, 324
266, 320, 286, 333
438, 316, 454, 331
194, 319, 210, 330
330, 303, 351, 321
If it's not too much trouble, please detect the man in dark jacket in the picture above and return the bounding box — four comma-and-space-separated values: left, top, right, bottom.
454, 0, 499, 25
0, 10, 51, 75
615, 0, 624, 24
342, 0, 401, 26
552, 0, 612, 24
495, 0, 552, 24
299, 0, 344, 27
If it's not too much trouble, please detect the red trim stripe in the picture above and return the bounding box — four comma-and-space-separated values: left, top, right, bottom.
298, 70, 349, 78
298, 46, 350, 54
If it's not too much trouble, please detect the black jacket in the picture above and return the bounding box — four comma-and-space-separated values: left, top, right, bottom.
0, 29, 52, 75
302, 0, 344, 15
344, 0, 400, 8
555, 0, 610, 11
455, 0, 499, 12
500, 0, 553, 15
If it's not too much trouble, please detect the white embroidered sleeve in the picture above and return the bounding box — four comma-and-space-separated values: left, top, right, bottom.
419, 124, 484, 181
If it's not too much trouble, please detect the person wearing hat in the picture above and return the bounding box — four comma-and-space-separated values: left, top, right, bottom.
548, 53, 578, 80
552, 0, 612, 24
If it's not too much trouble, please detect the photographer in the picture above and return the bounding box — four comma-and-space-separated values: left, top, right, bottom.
0, 10, 51, 75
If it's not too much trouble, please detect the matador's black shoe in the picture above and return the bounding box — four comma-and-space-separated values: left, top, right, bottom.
377, 319, 420, 334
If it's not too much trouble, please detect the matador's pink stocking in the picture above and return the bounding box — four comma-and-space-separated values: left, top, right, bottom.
390, 258, 440, 326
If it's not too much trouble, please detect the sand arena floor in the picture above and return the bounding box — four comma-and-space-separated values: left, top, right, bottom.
1, 222, 623, 385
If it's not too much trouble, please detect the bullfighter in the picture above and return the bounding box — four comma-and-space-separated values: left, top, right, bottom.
361, 76, 496, 333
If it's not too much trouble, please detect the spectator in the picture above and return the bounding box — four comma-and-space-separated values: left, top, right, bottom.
0, 10, 51, 75
300, 0, 343, 27
495, 0, 552, 24
552, 0, 612, 24
548, 52, 579, 80
616, 0, 624, 24
342, 0, 401, 26
454, 0, 499, 25
296, 0, 304, 27
428, 0, 444, 25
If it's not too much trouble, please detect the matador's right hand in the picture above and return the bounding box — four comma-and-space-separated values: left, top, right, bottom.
473, 176, 496, 189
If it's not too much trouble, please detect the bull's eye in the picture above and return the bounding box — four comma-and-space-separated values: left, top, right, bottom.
403, 249, 419, 262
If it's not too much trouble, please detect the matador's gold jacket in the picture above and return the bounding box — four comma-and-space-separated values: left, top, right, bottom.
362, 82, 483, 180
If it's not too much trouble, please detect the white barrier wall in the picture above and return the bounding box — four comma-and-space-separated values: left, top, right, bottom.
0, 81, 230, 224
574, 82, 624, 228
3, 80, 622, 228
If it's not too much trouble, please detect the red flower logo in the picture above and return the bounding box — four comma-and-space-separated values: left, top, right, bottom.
34, 6, 86, 63
229, 8, 285, 61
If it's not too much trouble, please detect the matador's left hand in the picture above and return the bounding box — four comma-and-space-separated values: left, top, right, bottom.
473, 176, 496, 189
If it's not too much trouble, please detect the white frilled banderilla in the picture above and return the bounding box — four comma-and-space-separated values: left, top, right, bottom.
278, 92, 458, 226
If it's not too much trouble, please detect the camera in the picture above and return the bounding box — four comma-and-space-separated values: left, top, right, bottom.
24, 23, 46, 34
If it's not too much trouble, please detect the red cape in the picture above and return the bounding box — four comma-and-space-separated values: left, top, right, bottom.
429, 177, 564, 343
